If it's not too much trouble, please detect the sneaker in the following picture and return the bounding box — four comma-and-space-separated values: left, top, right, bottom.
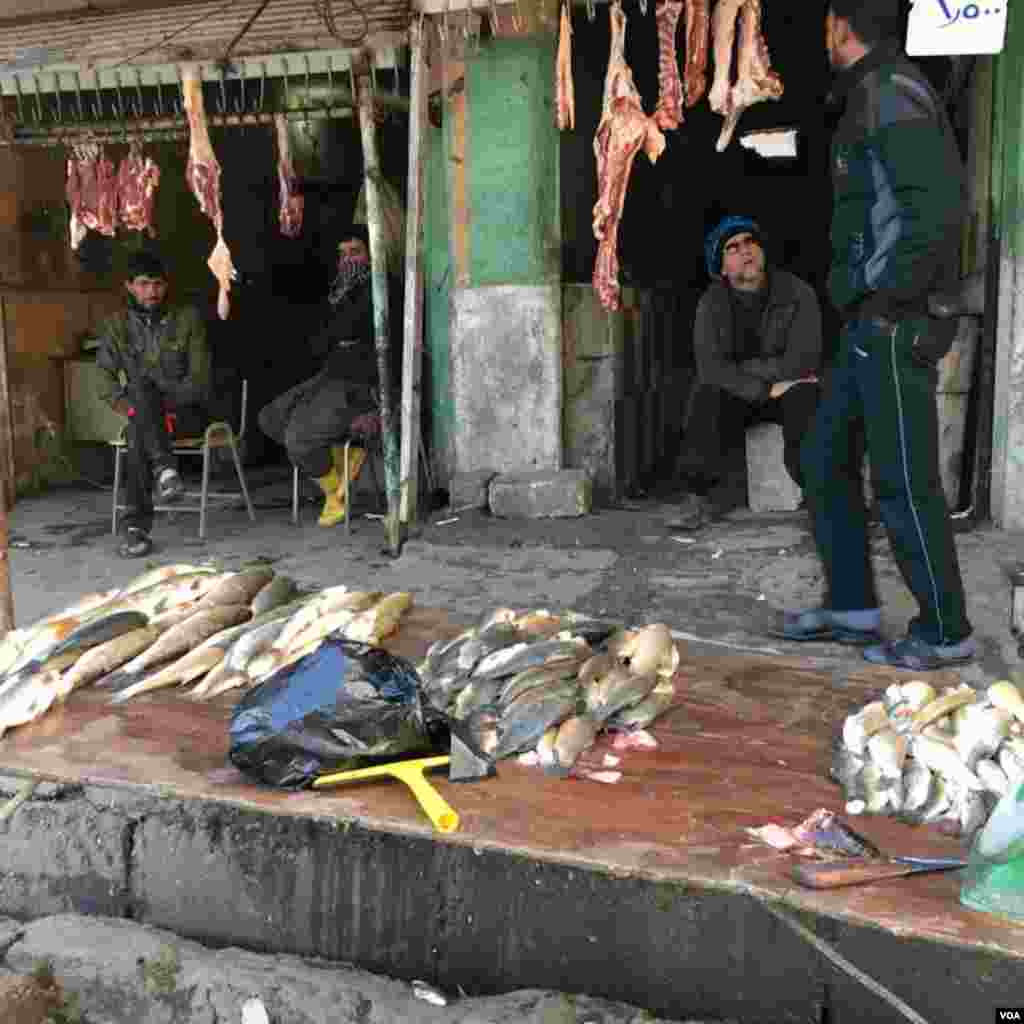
117, 526, 153, 559
156, 467, 184, 503
667, 493, 713, 532
863, 635, 976, 671
770, 608, 883, 646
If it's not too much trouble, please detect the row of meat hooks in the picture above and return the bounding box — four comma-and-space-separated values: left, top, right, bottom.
2, 53, 403, 129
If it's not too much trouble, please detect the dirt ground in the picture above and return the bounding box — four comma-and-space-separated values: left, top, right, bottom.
5, 461, 1021, 686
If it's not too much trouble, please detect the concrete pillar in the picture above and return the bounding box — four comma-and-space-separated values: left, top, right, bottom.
441, 4, 563, 477
990, 3, 1024, 529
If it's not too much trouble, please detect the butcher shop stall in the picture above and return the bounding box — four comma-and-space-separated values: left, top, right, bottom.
0, 0, 423, 502
556, 0, 985, 505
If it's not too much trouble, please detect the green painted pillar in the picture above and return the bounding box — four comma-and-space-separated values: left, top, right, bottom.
441, 21, 564, 479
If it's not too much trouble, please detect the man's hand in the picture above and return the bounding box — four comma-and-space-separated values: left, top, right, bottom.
769, 376, 818, 400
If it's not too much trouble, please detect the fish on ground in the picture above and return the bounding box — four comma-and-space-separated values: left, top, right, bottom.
0, 669, 64, 739
193, 568, 275, 610
547, 713, 602, 777
582, 665, 657, 723
493, 686, 580, 759
57, 625, 163, 696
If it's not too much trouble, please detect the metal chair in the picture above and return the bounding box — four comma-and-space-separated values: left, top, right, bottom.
111, 379, 256, 540
291, 420, 434, 532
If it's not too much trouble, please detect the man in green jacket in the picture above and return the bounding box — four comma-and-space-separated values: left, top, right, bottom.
97, 251, 212, 558
779, 0, 975, 670
672, 216, 821, 530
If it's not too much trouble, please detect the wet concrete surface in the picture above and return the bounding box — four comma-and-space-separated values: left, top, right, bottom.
6, 464, 1021, 686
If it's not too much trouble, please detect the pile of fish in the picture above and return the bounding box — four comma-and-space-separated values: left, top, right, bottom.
418, 607, 681, 778
832, 678, 1024, 840
0, 563, 414, 740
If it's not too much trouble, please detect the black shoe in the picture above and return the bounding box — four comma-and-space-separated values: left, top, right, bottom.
156, 467, 184, 503
118, 526, 153, 559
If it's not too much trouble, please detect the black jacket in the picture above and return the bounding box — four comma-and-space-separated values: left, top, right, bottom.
693, 270, 823, 404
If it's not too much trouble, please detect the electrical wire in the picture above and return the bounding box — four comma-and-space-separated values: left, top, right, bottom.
107, 0, 243, 70
221, 0, 275, 65
312, 0, 370, 49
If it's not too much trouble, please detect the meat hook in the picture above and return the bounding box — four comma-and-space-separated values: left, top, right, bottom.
53, 72, 63, 124
217, 67, 228, 115
153, 70, 165, 117
113, 69, 126, 121
11, 75, 23, 125
488, 0, 501, 34
73, 70, 85, 123
303, 54, 313, 110
638, 0, 648, 15
585, 0, 596, 23
134, 68, 145, 120
438, 0, 450, 47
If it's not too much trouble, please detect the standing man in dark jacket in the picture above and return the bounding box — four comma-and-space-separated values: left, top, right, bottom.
258, 227, 396, 527
672, 216, 822, 529
779, 0, 975, 670
97, 251, 212, 558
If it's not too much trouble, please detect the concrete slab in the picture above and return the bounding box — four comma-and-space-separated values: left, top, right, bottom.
449, 469, 496, 512
3, 914, 700, 1024
489, 470, 592, 519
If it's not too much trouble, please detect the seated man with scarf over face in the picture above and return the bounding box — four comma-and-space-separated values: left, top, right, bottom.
258, 227, 398, 527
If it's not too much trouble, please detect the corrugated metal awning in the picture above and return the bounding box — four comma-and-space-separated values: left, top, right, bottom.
0, 0, 411, 69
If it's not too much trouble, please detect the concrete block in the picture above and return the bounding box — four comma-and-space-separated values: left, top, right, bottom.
449, 469, 496, 512
489, 470, 592, 519
745, 424, 802, 512
0, 789, 129, 919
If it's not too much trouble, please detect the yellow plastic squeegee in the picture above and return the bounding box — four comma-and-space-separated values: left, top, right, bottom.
313, 755, 460, 833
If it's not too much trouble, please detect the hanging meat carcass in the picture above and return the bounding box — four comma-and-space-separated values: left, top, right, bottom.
117, 141, 161, 237
683, 0, 711, 107
592, 1, 665, 313
275, 114, 304, 238
712, 0, 784, 152
556, 1, 575, 131
652, 1, 685, 131
65, 141, 118, 251
708, 0, 744, 119
182, 65, 237, 320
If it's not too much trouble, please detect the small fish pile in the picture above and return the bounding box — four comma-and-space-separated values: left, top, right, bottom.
833, 679, 1024, 841
0, 563, 414, 740
418, 607, 681, 778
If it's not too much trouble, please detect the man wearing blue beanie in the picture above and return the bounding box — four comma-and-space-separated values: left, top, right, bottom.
671, 216, 822, 530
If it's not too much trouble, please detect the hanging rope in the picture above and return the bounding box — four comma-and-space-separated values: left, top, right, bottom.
312, 0, 370, 48
221, 0, 275, 66
108, 0, 243, 69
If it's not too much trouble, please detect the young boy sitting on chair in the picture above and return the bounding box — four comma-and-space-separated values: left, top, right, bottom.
97, 250, 212, 558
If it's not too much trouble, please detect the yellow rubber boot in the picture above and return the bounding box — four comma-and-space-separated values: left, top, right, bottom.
332, 444, 368, 487
316, 466, 346, 527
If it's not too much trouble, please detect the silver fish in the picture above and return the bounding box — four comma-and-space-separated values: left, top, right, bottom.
108, 605, 252, 699
901, 758, 935, 814
548, 713, 602, 777
583, 665, 658, 723
194, 569, 275, 610
498, 659, 584, 707
57, 625, 162, 696
494, 692, 580, 759
474, 639, 589, 681
249, 575, 298, 616
453, 622, 524, 673
975, 757, 1011, 797
912, 735, 985, 792
953, 704, 1011, 770
453, 677, 503, 720
463, 706, 500, 757
606, 677, 675, 732
0, 668, 64, 739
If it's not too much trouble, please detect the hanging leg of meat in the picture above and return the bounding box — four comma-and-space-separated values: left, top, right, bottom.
592, 1, 665, 312
708, 0, 744, 116
117, 141, 161, 236
653, 1, 685, 131
183, 65, 237, 319
684, 0, 711, 108
716, 0, 784, 152
275, 114, 304, 237
556, 1, 575, 131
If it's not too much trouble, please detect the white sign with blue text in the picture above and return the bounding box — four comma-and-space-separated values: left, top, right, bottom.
907, 0, 1008, 55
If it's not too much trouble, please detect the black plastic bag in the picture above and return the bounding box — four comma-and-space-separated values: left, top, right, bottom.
228, 638, 440, 789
